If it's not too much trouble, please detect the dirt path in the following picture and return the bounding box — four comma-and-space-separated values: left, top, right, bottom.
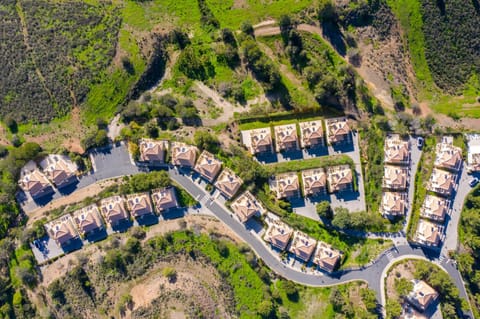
107, 114, 125, 141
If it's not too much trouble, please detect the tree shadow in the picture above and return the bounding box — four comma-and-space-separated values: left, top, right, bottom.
321, 21, 347, 57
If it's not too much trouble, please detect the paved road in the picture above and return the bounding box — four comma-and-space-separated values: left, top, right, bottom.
405, 137, 423, 232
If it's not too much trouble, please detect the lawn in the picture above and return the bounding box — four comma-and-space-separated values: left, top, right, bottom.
270, 155, 353, 173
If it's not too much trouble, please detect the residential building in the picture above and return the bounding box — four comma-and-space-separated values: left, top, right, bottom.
420, 195, 449, 222
313, 242, 342, 273
288, 231, 316, 262
40, 154, 78, 188
264, 218, 294, 251
407, 279, 439, 312
427, 168, 455, 197
414, 219, 443, 247
383, 165, 408, 191
99, 196, 129, 227
72, 204, 103, 236
466, 134, 480, 172
380, 192, 407, 218
214, 168, 242, 199
301, 168, 327, 196
274, 172, 300, 199
230, 191, 264, 223
326, 165, 353, 193
139, 139, 168, 164
151, 187, 178, 213
274, 124, 298, 151
19, 162, 53, 199
194, 151, 222, 182
126, 192, 154, 219
325, 117, 351, 145
384, 134, 410, 165
400, 305, 428, 319
434, 142, 462, 172
171, 142, 198, 167
299, 120, 324, 148
46, 215, 79, 247
249, 128, 273, 155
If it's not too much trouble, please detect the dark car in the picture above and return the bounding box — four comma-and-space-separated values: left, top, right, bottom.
469, 178, 479, 187
417, 137, 424, 149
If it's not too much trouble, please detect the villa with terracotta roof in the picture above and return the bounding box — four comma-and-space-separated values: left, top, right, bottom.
288, 231, 316, 262
274, 172, 301, 199
151, 187, 178, 213
326, 165, 352, 193
40, 154, 78, 188
264, 217, 294, 251
420, 195, 449, 222
299, 120, 324, 148
325, 117, 351, 145
46, 215, 79, 247
414, 219, 443, 248
194, 151, 222, 182
384, 134, 410, 165
19, 162, 53, 199
427, 168, 456, 196
171, 142, 198, 167
214, 168, 242, 199
313, 242, 342, 273
248, 128, 273, 155
139, 139, 168, 164
383, 165, 408, 191
466, 134, 480, 172
99, 196, 129, 227
407, 279, 439, 312
301, 168, 327, 196
72, 204, 104, 237
380, 192, 406, 218
230, 191, 264, 223
274, 124, 299, 152
434, 142, 462, 172
126, 192, 154, 218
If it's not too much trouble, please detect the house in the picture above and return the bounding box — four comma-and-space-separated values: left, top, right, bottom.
99, 196, 129, 227
325, 117, 351, 145
40, 154, 78, 188
400, 305, 429, 319
407, 279, 439, 312
171, 142, 198, 167
264, 217, 294, 251
383, 165, 408, 191
384, 134, 410, 165
46, 215, 79, 247
301, 168, 327, 196
139, 139, 168, 164
313, 242, 342, 273
19, 162, 53, 199
427, 168, 455, 196
214, 168, 243, 199
72, 204, 103, 237
230, 191, 264, 223
249, 128, 273, 155
414, 219, 443, 247
326, 165, 353, 193
299, 120, 324, 148
466, 134, 480, 172
380, 192, 407, 218
194, 151, 222, 182
126, 192, 155, 219
420, 195, 449, 222
151, 187, 178, 213
434, 142, 462, 172
288, 231, 316, 262
274, 124, 298, 152
274, 172, 301, 199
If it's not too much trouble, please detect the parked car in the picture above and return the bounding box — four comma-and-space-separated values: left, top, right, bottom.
469, 177, 479, 187
417, 137, 424, 149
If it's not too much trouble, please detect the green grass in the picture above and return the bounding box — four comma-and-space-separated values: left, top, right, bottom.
238, 114, 325, 131
270, 155, 353, 173
174, 185, 198, 207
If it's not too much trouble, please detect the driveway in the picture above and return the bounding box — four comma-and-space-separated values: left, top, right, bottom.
404, 137, 423, 232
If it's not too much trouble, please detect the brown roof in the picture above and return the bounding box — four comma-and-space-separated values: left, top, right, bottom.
20, 170, 51, 197
264, 218, 293, 251
47, 215, 78, 245
384, 135, 410, 165
326, 118, 350, 144
230, 191, 263, 223
327, 165, 353, 192
420, 195, 448, 222
40, 155, 78, 187
299, 120, 324, 148
274, 124, 298, 151
313, 242, 341, 272
414, 219, 442, 246
151, 187, 178, 212
381, 192, 406, 217
139, 139, 167, 163
194, 151, 222, 182
383, 165, 408, 190
428, 168, 455, 195
73, 204, 103, 235
408, 280, 439, 311
250, 128, 273, 154
126, 193, 154, 217
302, 168, 327, 196
100, 196, 129, 225
434, 143, 462, 171
214, 168, 242, 199
288, 231, 316, 262
275, 172, 300, 199
171, 142, 197, 167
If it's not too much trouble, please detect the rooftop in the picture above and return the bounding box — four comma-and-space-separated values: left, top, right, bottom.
274, 172, 300, 199
434, 142, 462, 171
301, 168, 327, 196
427, 168, 455, 196
383, 165, 408, 190
274, 124, 298, 151
325, 117, 351, 144
194, 151, 222, 182
139, 139, 168, 163
380, 192, 406, 217
46, 215, 78, 246
171, 142, 198, 167
249, 128, 273, 155
420, 194, 449, 222
313, 241, 342, 273
214, 168, 243, 199
264, 218, 294, 251
384, 134, 410, 165
151, 187, 178, 212
466, 134, 480, 171
326, 165, 353, 193
40, 154, 78, 187
126, 192, 154, 218
288, 231, 316, 262
299, 120, 324, 148
72, 204, 103, 235
19, 164, 52, 198
407, 279, 439, 311
230, 191, 264, 223
99, 196, 129, 225
414, 219, 443, 247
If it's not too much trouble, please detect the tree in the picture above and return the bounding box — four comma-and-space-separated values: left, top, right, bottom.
257, 299, 274, 318
316, 201, 332, 219
282, 280, 299, 301
3, 115, 17, 133
241, 21, 254, 36
145, 121, 159, 138
162, 267, 177, 282
360, 288, 377, 313
329, 288, 345, 312
279, 14, 293, 33
331, 207, 352, 228
394, 278, 413, 297
318, 0, 337, 23
386, 300, 402, 319
194, 130, 220, 153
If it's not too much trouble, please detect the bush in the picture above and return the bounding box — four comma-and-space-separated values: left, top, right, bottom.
162, 267, 177, 282
316, 201, 332, 219
194, 130, 220, 153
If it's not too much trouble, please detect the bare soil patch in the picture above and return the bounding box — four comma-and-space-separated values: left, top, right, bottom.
386, 260, 415, 301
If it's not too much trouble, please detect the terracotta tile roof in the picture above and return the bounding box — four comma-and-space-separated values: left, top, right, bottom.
151, 187, 178, 212
249, 128, 273, 154
230, 191, 263, 223
171, 142, 198, 167
214, 168, 243, 199
46, 215, 78, 246
427, 168, 455, 196
274, 124, 298, 151
126, 192, 154, 217
264, 218, 294, 251
313, 241, 342, 273
194, 151, 222, 182
19, 169, 51, 198
384, 135, 410, 165
408, 280, 439, 311
139, 139, 168, 163
414, 219, 442, 247
380, 192, 406, 217
434, 143, 462, 171
288, 231, 316, 262
100, 196, 129, 226
40, 155, 78, 187
301, 168, 327, 196
325, 118, 351, 144
383, 165, 408, 190
73, 204, 103, 235
299, 120, 324, 148
327, 165, 353, 193
420, 195, 448, 222
275, 172, 300, 199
